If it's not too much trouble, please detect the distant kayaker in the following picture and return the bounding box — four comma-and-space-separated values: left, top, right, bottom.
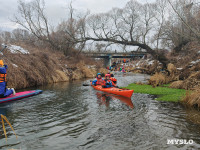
122, 65, 126, 73
123, 59, 126, 63
102, 74, 116, 88
92, 73, 104, 86
0, 60, 16, 98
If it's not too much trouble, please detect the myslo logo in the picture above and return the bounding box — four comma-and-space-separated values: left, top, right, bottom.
167, 139, 193, 145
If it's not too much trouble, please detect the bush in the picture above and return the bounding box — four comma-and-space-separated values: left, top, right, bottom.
148, 72, 169, 87
182, 89, 200, 108
170, 80, 184, 89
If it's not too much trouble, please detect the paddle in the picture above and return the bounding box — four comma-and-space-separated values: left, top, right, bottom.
0, 45, 7, 58
83, 83, 120, 88
82, 80, 92, 86
0, 45, 7, 53
83, 83, 90, 86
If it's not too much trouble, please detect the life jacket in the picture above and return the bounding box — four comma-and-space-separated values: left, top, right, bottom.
103, 79, 113, 87
96, 77, 103, 85
0, 73, 7, 83
110, 77, 117, 84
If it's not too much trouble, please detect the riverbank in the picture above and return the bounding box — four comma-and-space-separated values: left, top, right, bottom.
3, 44, 107, 90
121, 41, 200, 107
125, 83, 186, 102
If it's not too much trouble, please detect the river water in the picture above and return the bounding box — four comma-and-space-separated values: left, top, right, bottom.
1, 73, 200, 150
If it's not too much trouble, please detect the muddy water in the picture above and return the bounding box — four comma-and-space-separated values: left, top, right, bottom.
0, 73, 200, 150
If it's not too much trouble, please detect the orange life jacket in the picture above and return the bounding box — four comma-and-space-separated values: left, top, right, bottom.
110, 77, 117, 84
103, 79, 116, 87
0, 73, 7, 83
96, 77, 103, 85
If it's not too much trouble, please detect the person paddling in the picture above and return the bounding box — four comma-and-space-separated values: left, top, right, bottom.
92, 73, 104, 86
109, 72, 117, 84
0, 60, 15, 98
102, 74, 116, 88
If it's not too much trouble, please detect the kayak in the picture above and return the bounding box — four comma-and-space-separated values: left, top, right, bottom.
91, 84, 134, 98
0, 90, 43, 104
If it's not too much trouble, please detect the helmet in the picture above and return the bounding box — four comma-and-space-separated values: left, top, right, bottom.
105, 74, 110, 77
97, 73, 101, 76
0, 60, 4, 66
106, 73, 111, 77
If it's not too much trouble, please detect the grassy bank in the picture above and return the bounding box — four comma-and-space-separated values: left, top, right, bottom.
125, 83, 186, 102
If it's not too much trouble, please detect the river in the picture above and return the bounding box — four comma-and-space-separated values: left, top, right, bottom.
0, 73, 200, 150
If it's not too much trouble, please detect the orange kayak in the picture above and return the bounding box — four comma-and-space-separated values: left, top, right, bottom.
91, 84, 134, 98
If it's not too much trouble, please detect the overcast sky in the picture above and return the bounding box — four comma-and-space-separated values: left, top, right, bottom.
0, 0, 156, 31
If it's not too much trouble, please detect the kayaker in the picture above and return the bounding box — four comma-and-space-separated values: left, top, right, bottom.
0, 60, 16, 98
107, 72, 111, 78
109, 72, 117, 84
102, 74, 116, 88
92, 73, 104, 86
111, 77, 117, 84
122, 65, 126, 73
123, 59, 126, 63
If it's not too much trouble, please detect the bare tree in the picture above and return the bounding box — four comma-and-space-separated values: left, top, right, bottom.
77, 0, 170, 68
53, 4, 89, 55
12, 28, 31, 42
0, 31, 12, 43
12, 0, 57, 48
12, 0, 88, 56
163, 0, 200, 52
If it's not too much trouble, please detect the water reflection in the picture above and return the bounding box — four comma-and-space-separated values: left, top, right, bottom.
96, 92, 134, 109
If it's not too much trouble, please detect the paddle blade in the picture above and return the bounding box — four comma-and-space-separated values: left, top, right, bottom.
83, 84, 90, 86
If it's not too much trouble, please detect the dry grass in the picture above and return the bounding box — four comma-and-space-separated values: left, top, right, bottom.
136, 81, 144, 85
5, 51, 67, 89
71, 70, 84, 80
2, 44, 103, 89
181, 72, 200, 90
182, 89, 200, 108
76, 61, 96, 78
148, 72, 169, 87
185, 109, 200, 125
169, 80, 184, 89
98, 68, 108, 75
133, 69, 143, 73
167, 63, 176, 74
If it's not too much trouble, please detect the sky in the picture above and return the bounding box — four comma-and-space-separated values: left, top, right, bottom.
0, 0, 156, 31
